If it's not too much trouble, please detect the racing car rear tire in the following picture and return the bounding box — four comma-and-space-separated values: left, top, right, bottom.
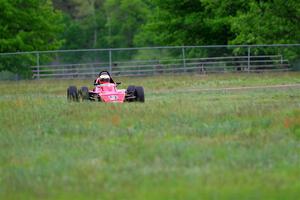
67, 86, 79, 102
135, 86, 145, 102
79, 86, 89, 101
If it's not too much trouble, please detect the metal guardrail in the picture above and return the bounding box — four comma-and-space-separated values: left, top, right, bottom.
30, 55, 290, 78
1, 44, 299, 79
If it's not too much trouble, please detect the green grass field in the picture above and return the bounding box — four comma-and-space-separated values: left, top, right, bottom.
0, 72, 300, 200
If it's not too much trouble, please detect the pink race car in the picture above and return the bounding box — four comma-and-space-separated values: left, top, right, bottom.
67, 71, 145, 103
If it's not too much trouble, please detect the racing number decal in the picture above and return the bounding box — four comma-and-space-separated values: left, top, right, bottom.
109, 95, 118, 100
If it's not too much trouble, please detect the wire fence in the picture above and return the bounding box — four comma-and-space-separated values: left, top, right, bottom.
1, 44, 300, 80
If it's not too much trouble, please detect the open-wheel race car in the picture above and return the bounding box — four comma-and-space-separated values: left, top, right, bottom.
67, 71, 145, 103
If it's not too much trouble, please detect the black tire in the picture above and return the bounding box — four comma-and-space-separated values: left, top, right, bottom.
135, 86, 145, 102
67, 86, 79, 102
125, 85, 136, 102
126, 85, 135, 94
79, 86, 89, 101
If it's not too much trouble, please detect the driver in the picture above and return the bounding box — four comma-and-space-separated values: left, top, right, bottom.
95, 74, 110, 85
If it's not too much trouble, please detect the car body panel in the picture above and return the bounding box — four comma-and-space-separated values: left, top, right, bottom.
90, 83, 126, 103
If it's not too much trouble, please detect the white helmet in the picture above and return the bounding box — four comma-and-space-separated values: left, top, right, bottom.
99, 74, 110, 83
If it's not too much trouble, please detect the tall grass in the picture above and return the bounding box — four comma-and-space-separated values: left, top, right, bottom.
0, 72, 300, 199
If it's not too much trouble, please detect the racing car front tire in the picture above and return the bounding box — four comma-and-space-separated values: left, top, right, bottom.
125, 85, 136, 102
67, 86, 79, 102
126, 85, 136, 94
135, 86, 145, 102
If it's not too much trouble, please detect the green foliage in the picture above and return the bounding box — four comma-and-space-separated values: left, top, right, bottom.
230, 0, 300, 45
135, 0, 300, 46
0, 54, 35, 77
135, 0, 242, 46
2, 0, 300, 51
0, 0, 64, 52
104, 0, 148, 48
0, 0, 64, 76
53, 0, 148, 62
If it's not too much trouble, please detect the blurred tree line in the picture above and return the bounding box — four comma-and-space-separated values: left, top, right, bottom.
52, 0, 150, 49
53, 0, 300, 48
0, 0, 300, 76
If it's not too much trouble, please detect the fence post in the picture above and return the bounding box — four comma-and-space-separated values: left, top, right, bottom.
182, 47, 186, 72
109, 49, 112, 74
36, 52, 40, 79
247, 46, 251, 72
